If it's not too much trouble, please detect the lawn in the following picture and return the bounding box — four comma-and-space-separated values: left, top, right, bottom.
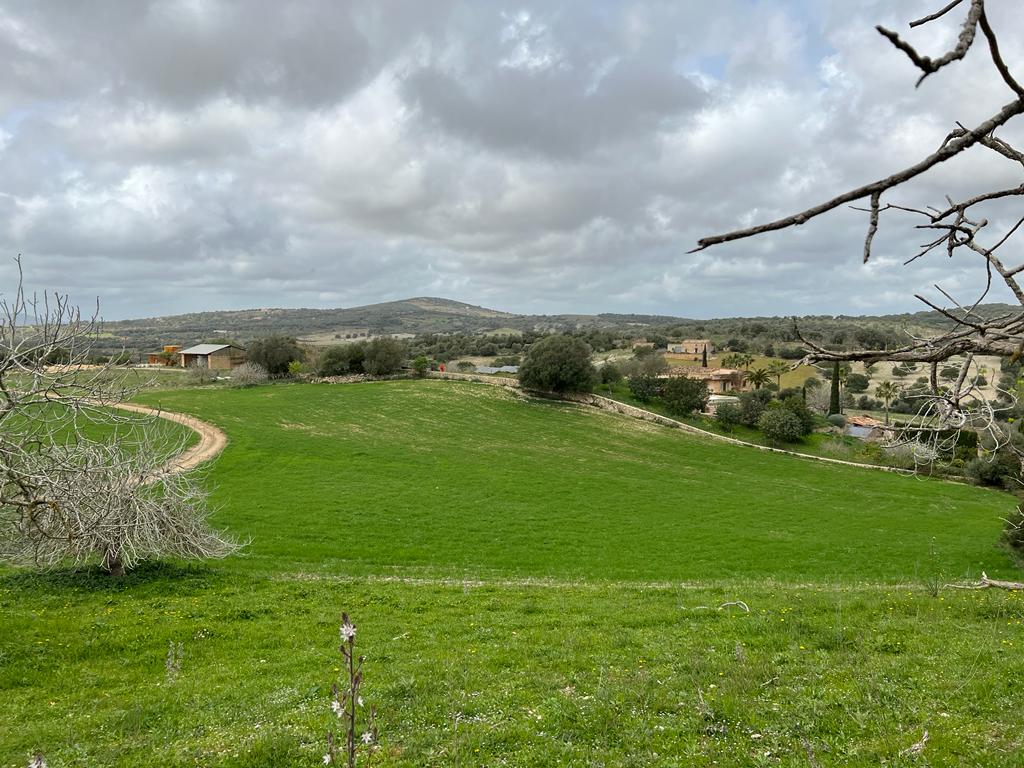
2, 379, 1023, 767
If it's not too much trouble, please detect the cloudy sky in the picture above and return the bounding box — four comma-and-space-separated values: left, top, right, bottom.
1, 0, 1022, 320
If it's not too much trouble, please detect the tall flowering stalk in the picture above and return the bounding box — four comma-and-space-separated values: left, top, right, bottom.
325, 613, 377, 767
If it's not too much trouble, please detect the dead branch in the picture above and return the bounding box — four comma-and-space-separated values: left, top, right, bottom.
945, 571, 1024, 590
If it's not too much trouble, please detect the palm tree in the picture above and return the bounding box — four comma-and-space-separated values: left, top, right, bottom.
737, 353, 755, 371
875, 381, 901, 425
766, 360, 789, 390
746, 368, 771, 390
721, 353, 741, 369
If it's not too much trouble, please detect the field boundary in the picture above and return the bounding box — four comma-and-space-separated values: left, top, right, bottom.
425, 371, 908, 474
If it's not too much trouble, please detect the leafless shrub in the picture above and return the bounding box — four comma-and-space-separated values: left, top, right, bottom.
0, 257, 240, 576
165, 641, 184, 683
230, 361, 269, 388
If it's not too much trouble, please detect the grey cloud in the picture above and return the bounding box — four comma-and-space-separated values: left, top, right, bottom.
0, 1, 1021, 321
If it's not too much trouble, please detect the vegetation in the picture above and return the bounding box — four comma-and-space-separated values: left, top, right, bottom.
660, 376, 710, 417
2, 380, 1022, 765
246, 336, 304, 376
518, 334, 597, 393
757, 407, 805, 446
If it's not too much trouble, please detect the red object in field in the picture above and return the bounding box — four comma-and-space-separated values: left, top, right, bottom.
439, 363, 446, 372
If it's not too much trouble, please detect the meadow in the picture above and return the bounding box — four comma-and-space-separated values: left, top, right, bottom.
2, 380, 1023, 766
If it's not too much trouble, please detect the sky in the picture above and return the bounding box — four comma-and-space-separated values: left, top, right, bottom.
1, 0, 1023, 321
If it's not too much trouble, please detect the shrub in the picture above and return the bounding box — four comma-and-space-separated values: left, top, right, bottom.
628, 373, 659, 403
247, 335, 304, 376
966, 450, 1020, 488
363, 337, 407, 375
519, 335, 597, 393
661, 376, 710, 417
317, 344, 365, 376
826, 413, 846, 428
287, 360, 307, 376
1003, 507, 1024, 553
600, 363, 622, 386
231, 362, 269, 388
412, 355, 430, 377
738, 389, 771, 427
456, 360, 475, 373
845, 373, 870, 393
758, 408, 805, 446
780, 396, 815, 435
715, 402, 742, 431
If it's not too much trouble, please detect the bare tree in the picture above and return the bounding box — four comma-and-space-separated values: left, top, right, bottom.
695, 0, 1024, 458
0, 258, 239, 575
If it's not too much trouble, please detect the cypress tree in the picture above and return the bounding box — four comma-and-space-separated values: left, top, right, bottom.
828, 361, 841, 415
701, 344, 708, 367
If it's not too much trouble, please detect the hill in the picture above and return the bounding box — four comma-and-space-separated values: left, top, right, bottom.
96, 296, 1016, 355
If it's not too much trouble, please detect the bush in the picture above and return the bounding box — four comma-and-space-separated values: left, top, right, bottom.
412, 355, 430, 377
966, 450, 1020, 488
600, 363, 622, 386
247, 336, 304, 376
1003, 507, 1024, 552
661, 376, 710, 417
845, 373, 870, 393
826, 413, 846, 428
715, 402, 742, 431
780, 396, 815, 435
318, 344, 365, 376
187, 364, 217, 386
758, 408, 805, 446
456, 360, 475, 373
287, 360, 307, 376
628, 373, 659, 403
519, 335, 597, 393
231, 362, 269, 387
738, 389, 771, 427
363, 337, 407, 375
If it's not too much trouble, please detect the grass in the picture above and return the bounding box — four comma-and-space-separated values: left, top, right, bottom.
2, 380, 1023, 766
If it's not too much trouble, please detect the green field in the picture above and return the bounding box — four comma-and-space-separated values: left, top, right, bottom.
3, 380, 1023, 766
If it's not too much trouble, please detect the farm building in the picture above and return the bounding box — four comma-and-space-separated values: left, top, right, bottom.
179, 344, 247, 370
664, 366, 745, 394
845, 414, 888, 441
667, 339, 714, 359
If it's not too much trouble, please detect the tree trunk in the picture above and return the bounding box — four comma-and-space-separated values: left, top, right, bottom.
828, 362, 841, 415
103, 550, 125, 577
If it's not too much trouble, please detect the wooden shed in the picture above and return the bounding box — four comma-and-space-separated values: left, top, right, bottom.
179, 344, 246, 370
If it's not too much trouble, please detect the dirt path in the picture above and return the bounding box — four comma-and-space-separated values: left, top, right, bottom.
112, 403, 228, 473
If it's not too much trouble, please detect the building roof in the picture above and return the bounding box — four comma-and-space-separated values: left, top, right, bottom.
666, 366, 743, 380
846, 414, 883, 428
180, 343, 236, 356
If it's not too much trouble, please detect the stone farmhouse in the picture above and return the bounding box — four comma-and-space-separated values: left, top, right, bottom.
179, 344, 247, 370
664, 366, 745, 394
666, 339, 714, 360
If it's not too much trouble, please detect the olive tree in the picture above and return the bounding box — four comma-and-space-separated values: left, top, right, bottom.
0, 260, 239, 576
519, 335, 597, 393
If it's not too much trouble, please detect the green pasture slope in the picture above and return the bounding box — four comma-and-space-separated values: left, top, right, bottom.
3, 380, 1024, 767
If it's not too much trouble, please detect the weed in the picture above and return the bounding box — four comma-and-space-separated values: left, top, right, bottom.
324, 613, 377, 767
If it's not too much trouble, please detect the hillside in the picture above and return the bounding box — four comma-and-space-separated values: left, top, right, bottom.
96, 296, 1014, 354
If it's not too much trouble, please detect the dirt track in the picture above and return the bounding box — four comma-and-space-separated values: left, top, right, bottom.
112, 403, 228, 474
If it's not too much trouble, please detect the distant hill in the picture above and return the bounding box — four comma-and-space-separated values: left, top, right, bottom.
96, 296, 1017, 354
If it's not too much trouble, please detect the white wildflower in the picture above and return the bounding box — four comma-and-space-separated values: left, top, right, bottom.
29, 757, 48, 768
330, 700, 343, 717
357, 696, 364, 707
361, 732, 375, 745
322, 754, 332, 765
340, 622, 356, 642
